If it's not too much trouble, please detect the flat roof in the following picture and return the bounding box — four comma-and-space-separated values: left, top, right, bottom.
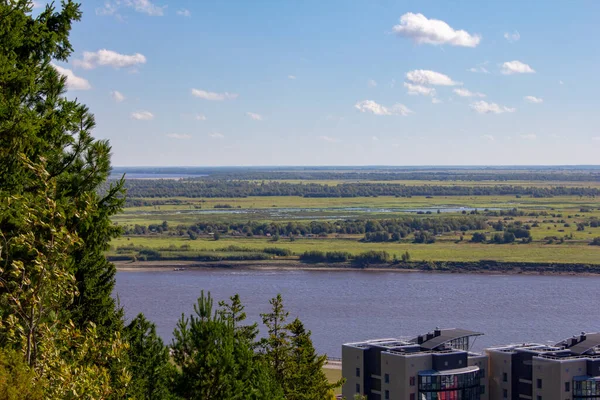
418, 366, 479, 376
560, 333, 600, 355
415, 328, 484, 350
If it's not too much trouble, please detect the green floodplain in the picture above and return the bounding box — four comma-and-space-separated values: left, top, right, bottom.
108, 173, 600, 270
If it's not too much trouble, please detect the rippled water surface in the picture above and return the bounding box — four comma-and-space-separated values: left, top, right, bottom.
115, 269, 600, 357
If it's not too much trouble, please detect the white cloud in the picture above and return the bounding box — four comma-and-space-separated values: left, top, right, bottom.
319, 136, 339, 143
131, 111, 154, 120
97, 0, 166, 17
406, 69, 460, 86
372, 136, 379, 141
431, 97, 442, 104
501, 60, 535, 75
467, 65, 490, 74
246, 112, 263, 121
482, 134, 495, 141
470, 101, 516, 114
354, 100, 412, 116
167, 133, 191, 139
111, 90, 125, 102
74, 49, 146, 70
191, 89, 238, 101
51, 64, 91, 90
504, 31, 520, 43
368, 79, 378, 88
559, 80, 564, 85
195, 114, 207, 121
520, 134, 537, 140
288, 75, 297, 80
524, 95, 543, 104
209, 132, 224, 139
392, 12, 481, 47
404, 82, 436, 96
453, 88, 485, 98
176, 9, 191, 17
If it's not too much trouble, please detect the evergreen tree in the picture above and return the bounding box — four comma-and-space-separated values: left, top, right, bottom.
0, 0, 125, 339
284, 318, 343, 400
171, 291, 283, 399
260, 294, 290, 385
218, 294, 259, 344
124, 314, 177, 400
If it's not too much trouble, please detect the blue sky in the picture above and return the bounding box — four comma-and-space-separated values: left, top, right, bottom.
43, 0, 600, 166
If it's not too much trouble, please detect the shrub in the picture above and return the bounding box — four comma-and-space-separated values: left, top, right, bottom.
263, 247, 292, 256
590, 237, 600, 246
470, 232, 487, 243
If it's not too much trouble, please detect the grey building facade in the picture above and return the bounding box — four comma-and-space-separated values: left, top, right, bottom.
342, 328, 489, 400
486, 332, 600, 400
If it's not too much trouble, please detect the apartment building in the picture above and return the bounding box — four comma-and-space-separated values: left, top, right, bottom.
486, 332, 600, 400
342, 328, 489, 400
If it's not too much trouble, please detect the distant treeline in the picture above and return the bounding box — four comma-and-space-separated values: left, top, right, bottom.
115, 180, 600, 201
125, 215, 489, 237
112, 167, 600, 182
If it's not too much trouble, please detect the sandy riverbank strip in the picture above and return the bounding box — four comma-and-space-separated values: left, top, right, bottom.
114, 260, 600, 276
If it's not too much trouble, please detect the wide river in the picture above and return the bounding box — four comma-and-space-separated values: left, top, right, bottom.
115, 269, 600, 357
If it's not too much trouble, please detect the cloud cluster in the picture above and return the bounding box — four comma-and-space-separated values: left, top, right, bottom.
246, 112, 263, 121
501, 60, 535, 75
96, 0, 166, 17
209, 132, 225, 139
191, 89, 239, 101
392, 13, 481, 47
406, 70, 460, 86
524, 96, 543, 103
131, 111, 154, 120
470, 101, 515, 114
74, 49, 146, 70
167, 133, 191, 139
51, 64, 91, 90
453, 88, 485, 98
404, 82, 436, 96
176, 9, 191, 17
504, 31, 520, 43
111, 90, 126, 102
354, 100, 412, 116
367, 79, 377, 88
195, 114, 207, 121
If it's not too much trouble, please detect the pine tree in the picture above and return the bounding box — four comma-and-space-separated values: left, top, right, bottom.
171, 291, 283, 399
285, 318, 343, 399
124, 314, 177, 399
260, 294, 290, 385
0, 0, 125, 339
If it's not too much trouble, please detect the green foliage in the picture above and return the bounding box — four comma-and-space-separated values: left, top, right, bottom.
590, 237, 600, 246
171, 291, 282, 399
470, 232, 487, 243
0, 347, 43, 400
124, 314, 177, 400
284, 318, 344, 400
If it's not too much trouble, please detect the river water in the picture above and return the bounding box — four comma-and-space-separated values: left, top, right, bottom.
114, 269, 600, 357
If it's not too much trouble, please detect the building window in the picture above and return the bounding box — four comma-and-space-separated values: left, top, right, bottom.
503, 389, 508, 399
537, 379, 542, 389
565, 382, 570, 392
409, 376, 415, 386
356, 383, 360, 393
503, 372, 507, 382
384, 373, 389, 384
356, 368, 360, 378
537, 396, 541, 400
384, 390, 389, 399
481, 385, 485, 394
480, 368, 485, 378
410, 394, 415, 400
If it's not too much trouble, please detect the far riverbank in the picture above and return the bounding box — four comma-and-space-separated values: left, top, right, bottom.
113, 259, 600, 276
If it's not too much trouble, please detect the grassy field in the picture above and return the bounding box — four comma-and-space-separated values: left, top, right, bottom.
323, 367, 342, 395
111, 192, 600, 265
110, 236, 600, 264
